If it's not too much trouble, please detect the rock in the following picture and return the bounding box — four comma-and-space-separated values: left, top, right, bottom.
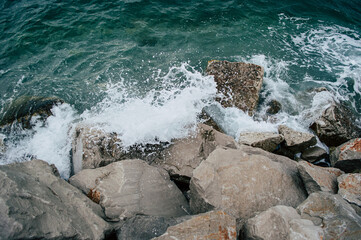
199, 110, 223, 133
242, 205, 324, 240
0, 133, 5, 153
297, 160, 343, 194
278, 125, 317, 153
153, 210, 237, 240
266, 99, 282, 115
338, 174, 361, 207
0, 160, 110, 240
206, 60, 264, 115
310, 103, 361, 147
301, 146, 328, 163
330, 138, 361, 173
189, 146, 307, 220
69, 159, 190, 221
297, 192, 361, 240
152, 123, 237, 184
238, 132, 284, 152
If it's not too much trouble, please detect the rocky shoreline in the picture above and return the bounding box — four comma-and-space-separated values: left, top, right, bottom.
1, 60, 361, 239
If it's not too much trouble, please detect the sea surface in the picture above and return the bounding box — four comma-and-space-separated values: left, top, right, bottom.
1, 0, 360, 178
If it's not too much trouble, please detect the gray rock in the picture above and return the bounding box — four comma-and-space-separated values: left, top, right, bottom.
330, 138, 361, 173
278, 125, 317, 153
0, 160, 110, 240
297, 160, 343, 194
301, 146, 328, 163
69, 160, 190, 221
297, 192, 361, 240
266, 99, 282, 115
310, 103, 361, 147
153, 210, 237, 240
206, 60, 264, 115
0, 133, 5, 153
189, 146, 307, 220
338, 174, 361, 207
238, 132, 284, 152
243, 205, 324, 240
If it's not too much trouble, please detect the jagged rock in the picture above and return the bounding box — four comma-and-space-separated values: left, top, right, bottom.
266, 99, 282, 115
189, 146, 307, 220
206, 60, 264, 115
330, 138, 361, 173
238, 132, 284, 152
69, 160, 190, 221
310, 103, 361, 147
152, 123, 237, 184
278, 125, 317, 153
297, 160, 343, 194
199, 110, 223, 133
301, 146, 328, 163
242, 205, 324, 240
297, 192, 361, 240
0, 160, 110, 240
338, 174, 361, 207
153, 210, 237, 240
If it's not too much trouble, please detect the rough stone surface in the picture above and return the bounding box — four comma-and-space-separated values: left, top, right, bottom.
330, 138, 361, 173
338, 174, 361, 207
310, 103, 361, 147
0, 160, 110, 240
0, 133, 5, 153
278, 125, 317, 152
243, 205, 324, 240
69, 159, 190, 221
298, 160, 343, 194
238, 132, 284, 152
266, 99, 282, 115
206, 60, 264, 114
189, 146, 307, 220
297, 192, 361, 240
301, 146, 328, 163
152, 123, 237, 183
153, 210, 237, 240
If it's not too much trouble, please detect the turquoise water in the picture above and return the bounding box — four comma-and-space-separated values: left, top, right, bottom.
1, 0, 361, 177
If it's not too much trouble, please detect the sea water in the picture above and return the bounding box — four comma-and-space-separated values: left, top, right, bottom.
0, 0, 360, 178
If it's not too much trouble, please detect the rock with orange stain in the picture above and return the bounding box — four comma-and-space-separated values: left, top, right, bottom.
338, 174, 361, 207
153, 210, 237, 240
330, 138, 361, 173
298, 161, 344, 194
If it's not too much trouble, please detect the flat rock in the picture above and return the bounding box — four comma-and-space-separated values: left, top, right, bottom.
206, 60, 264, 114
297, 192, 361, 240
278, 125, 317, 152
189, 146, 307, 220
153, 210, 237, 240
338, 174, 361, 207
238, 132, 284, 152
243, 205, 324, 240
298, 160, 343, 194
330, 138, 361, 173
0, 160, 110, 240
301, 146, 328, 163
69, 159, 190, 221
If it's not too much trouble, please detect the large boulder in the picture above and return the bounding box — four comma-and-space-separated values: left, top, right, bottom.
189, 146, 307, 220
242, 205, 324, 240
69, 159, 190, 221
0, 160, 110, 240
300, 146, 328, 163
238, 132, 284, 152
330, 138, 361, 173
152, 123, 237, 184
338, 174, 361, 207
153, 210, 237, 240
310, 103, 361, 147
278, 125, 317, 153
297, 192, 361, 240
297, 160, 343, 194
206, 60, 264, 114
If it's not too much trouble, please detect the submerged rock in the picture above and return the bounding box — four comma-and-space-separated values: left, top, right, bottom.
206, 60, 264, 115
330, 138, 361, 173
338, 174, 361, 207
238, 132, 284, 152
278, 125, 317, 153
266, 99, 282, 115
0, 160, 110, 240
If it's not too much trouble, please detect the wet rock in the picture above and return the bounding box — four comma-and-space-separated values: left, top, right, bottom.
330, 138, 361, 173
153, 210, 237, 240
301, 146, 328, 163
0, 133, 5, 153
0, 160, 110, 240
242, 205, 324, 240
238, 132, 284, 152
152, 123, 237, 184
338, 174, 361, 207
206, 60, 264, 115
278, 125, 317, 153
199, 110, 223, 133
266, 99, 282, 115
189, 146, 307, 220
297, 160, 343, 194
297, 192, 361, 240
69, 159, 190, 221
310, 103, 361, 147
